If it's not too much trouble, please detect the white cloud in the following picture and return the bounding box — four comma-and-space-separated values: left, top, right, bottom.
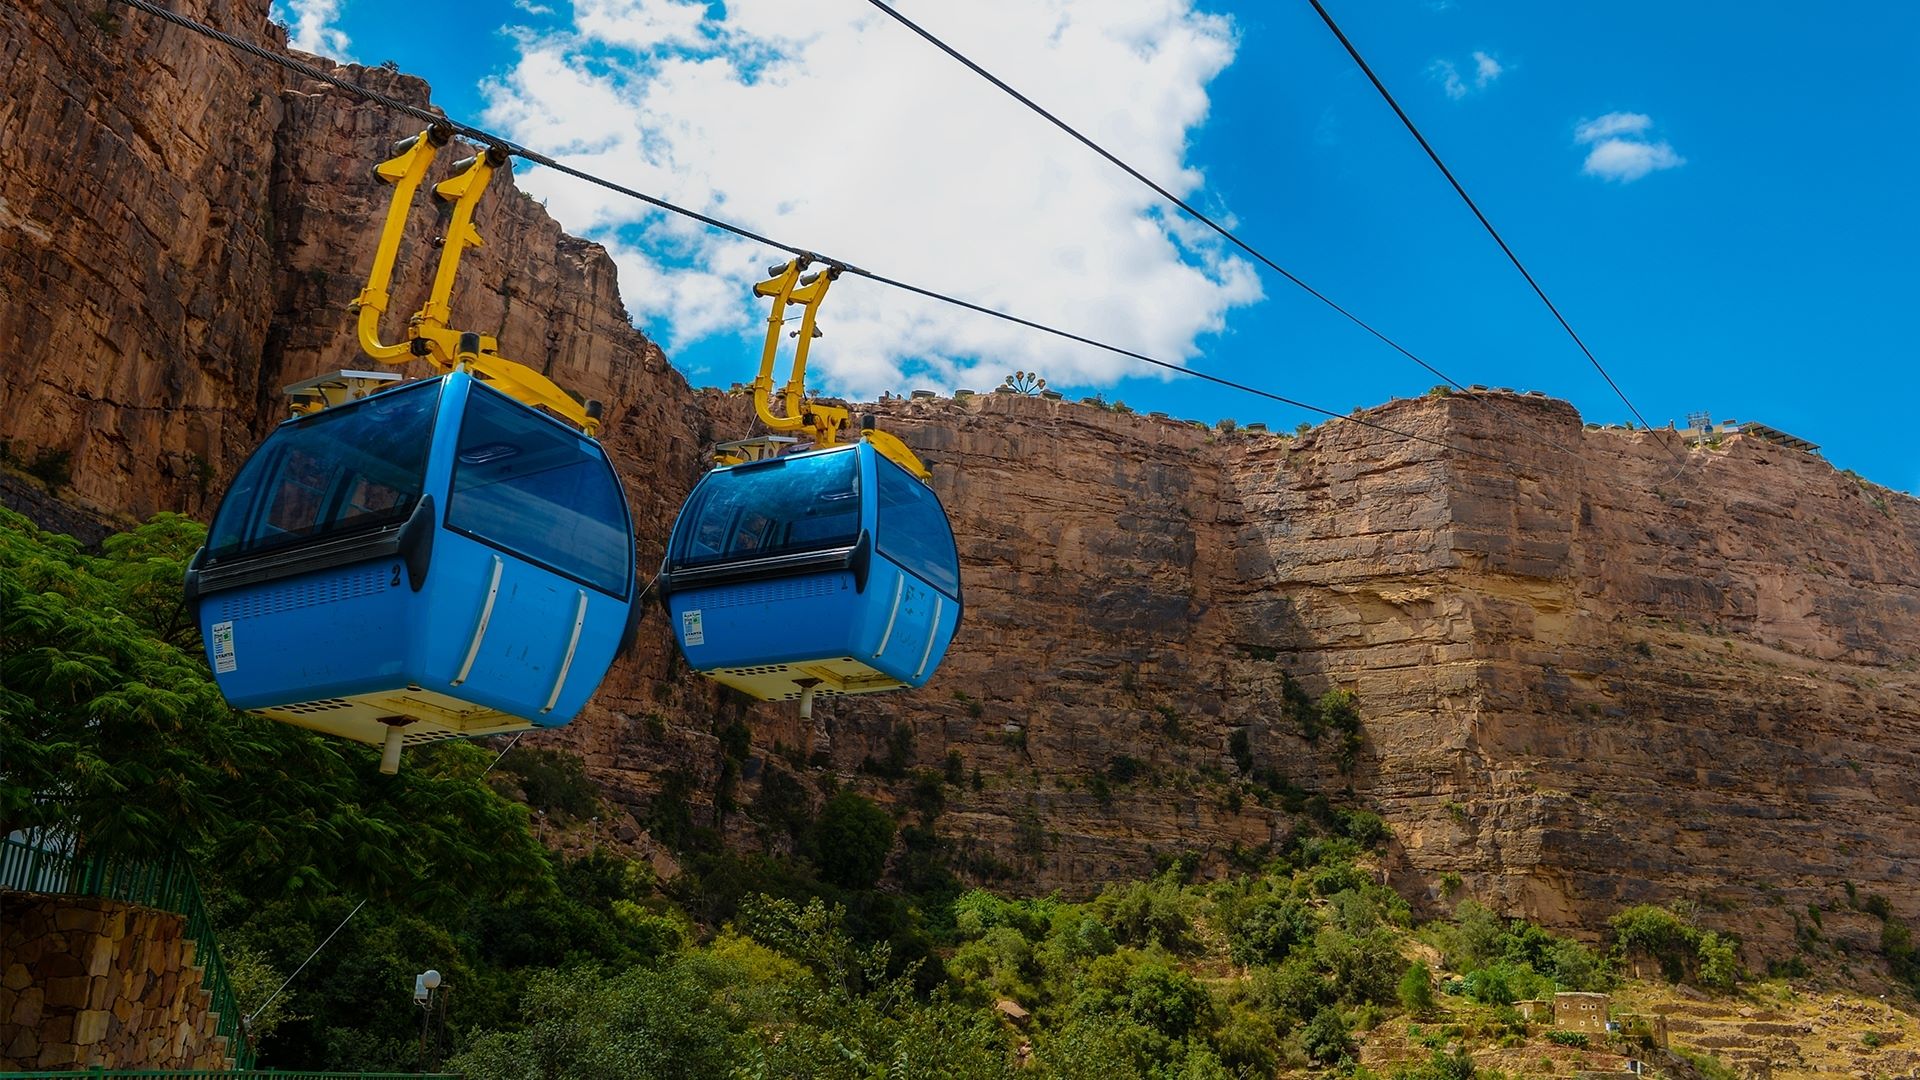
1580, 138, 1685, 182
1472, 51, 1503, 87
1430, 50, 1502, 100
604, 238, 758, 348
1574, 111, 1652, 143
482, 0, 1261, 398
573, 0, 709, 51
1574, 111, 1684, 182
275, 0, 352, 60
513, 0, 556, 14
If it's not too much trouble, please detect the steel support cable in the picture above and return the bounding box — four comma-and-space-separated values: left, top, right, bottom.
857, 0, 1465, 392
112, 0, 1519, 468
243, 898, 366, 1029
1300, 0, 1678, 460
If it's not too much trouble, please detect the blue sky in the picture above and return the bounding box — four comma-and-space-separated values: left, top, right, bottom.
297, 0, 1918, 491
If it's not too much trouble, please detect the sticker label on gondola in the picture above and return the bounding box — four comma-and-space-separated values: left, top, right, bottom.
211, 621, 237, 673
681, 609, 705, 647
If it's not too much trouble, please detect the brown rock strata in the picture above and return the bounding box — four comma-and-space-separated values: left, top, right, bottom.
2, 0, 1916, 976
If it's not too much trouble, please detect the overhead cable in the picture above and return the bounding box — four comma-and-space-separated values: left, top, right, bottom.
1300, 0, 1670, 447
112, 0, 1520, 467
858, 0, 1466, 392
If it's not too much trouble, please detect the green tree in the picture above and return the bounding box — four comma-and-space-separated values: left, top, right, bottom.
0, 510, 553, 912
1094, 876, 1196, 953
493, 747, 601, 821
812, 791, 896, 890
1252, 951, 1330, 1025
1123, 962, 1211, 1039
1610, 904, 1697, 982
1227, 896, 1317, 966
1398, 959, 1435, 1015
1300, 1006, 1354, 1065
1317, 689, 1364, 774
0, 511, 265, 853
1696, 930, 1739, 989
1213, 1010, 1277, 1075
1028, 1015, 1154, 1079
448, 960, 750, 1080
1319, 927, 1409, 1006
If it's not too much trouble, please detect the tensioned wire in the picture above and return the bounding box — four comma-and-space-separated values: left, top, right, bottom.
1298, 0, 1682, 463
858, 0, 1685, 469
114, 0, 1548, 470
856, 0, 1468, 394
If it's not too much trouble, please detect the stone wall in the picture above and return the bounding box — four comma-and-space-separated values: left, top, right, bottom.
0, 893, 232, 1071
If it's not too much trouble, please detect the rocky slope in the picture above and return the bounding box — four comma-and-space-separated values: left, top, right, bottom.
790, 391, 1920, 965
4, 0, 1917, 966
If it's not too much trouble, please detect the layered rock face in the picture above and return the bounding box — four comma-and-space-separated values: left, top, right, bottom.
4, 0, 1916, 962
2, 0, 706, 711
0, 0, 707, 530
784, 392, 1920, 960
1, 0, 285, 518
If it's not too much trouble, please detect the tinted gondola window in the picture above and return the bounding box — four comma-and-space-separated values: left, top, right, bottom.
446, 388, 632, 596
208, 380, 440, 560
674, 449, 861, 568
874, 459, 960, 598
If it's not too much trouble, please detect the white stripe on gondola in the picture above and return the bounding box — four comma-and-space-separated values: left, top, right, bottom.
915, 595, 943, 680
874, 575, 906, 658
542, 589, 589, 713
451, 555, 503, 686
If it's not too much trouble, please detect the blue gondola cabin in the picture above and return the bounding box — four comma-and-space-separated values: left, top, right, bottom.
186, 371, 636, 764
659, 442, 962, 707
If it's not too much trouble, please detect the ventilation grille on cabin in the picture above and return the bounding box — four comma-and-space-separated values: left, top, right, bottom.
773, 688, 845, 701
719, 656, 858, 679
700, 576, 841, 610
275, 697, 353, 715
220, 566, 390, 620
401, 729, 462, 746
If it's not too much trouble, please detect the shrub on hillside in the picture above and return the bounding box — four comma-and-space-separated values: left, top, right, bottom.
813, 791, 895, 891
1612, 903, 1740, 988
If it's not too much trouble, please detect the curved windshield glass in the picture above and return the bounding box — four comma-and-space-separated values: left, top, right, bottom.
875, 457, 961, 598
671, 448, 861, 569
446, 386, 633, 597
208, 380, 440, 561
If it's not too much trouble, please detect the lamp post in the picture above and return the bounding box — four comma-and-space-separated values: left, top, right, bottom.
413, 969, 442, 1073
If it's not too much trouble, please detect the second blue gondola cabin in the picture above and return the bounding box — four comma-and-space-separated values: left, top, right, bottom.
659, 442, 961, 706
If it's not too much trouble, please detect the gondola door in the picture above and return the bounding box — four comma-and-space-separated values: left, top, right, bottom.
416, 375, 635, 725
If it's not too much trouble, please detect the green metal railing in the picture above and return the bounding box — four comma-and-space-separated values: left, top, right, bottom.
0, 839, 255, 1069
0, 1073, 458, 1079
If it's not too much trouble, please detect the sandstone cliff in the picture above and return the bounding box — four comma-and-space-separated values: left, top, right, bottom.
4, 0, 1916, 964
772, 391, 1920, 963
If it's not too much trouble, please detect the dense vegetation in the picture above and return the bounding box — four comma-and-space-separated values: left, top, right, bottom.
4, 506, 1915, 1076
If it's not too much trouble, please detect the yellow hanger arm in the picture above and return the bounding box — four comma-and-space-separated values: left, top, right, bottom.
345, 128, 601, 436
454, 338, 601, 437
861, 427, 930, 481
352, 126, 450, 360
745, 258, 932, 478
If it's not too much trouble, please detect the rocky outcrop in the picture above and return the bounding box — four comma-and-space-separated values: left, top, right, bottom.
0, 894, 233, 1071
745, 391, 1920, 962
0, 0, 286, 520
0, 0, 707, 530
4, 0, 1917, 970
